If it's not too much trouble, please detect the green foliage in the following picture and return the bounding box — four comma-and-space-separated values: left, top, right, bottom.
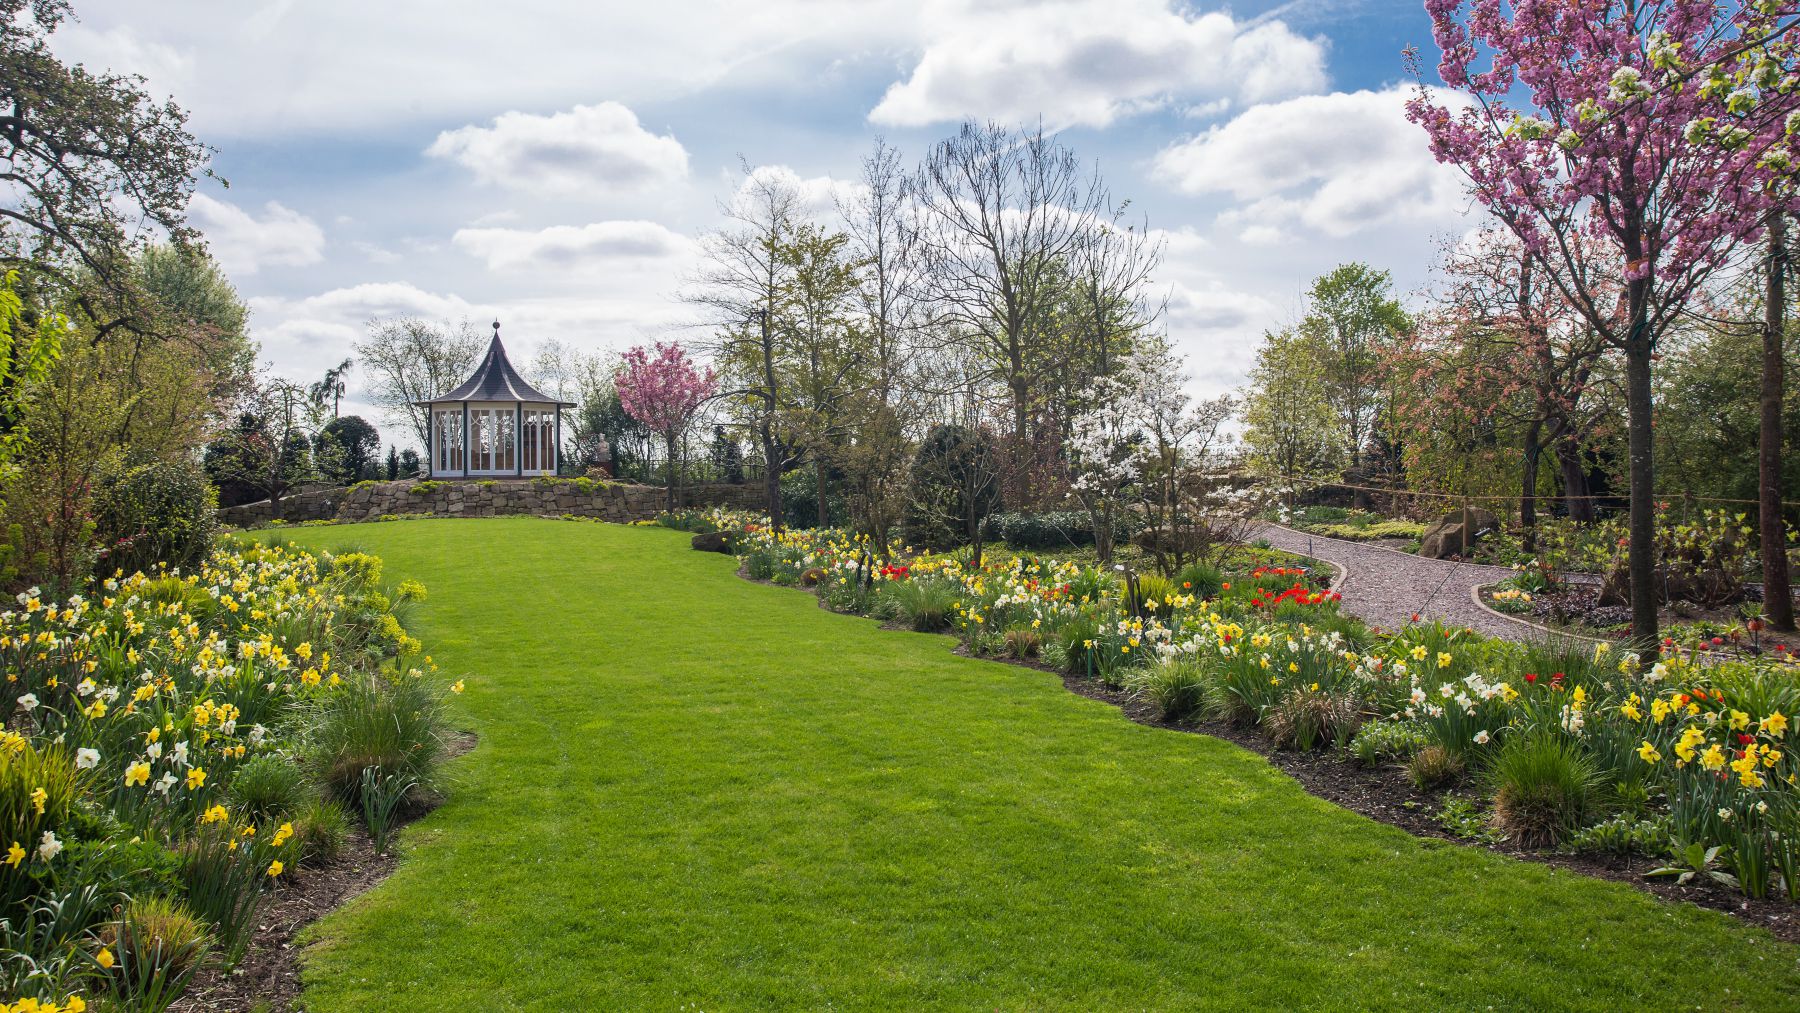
302, 674, 446, 804
1566, 814, 1671, 858
1407, 744, 1464, 791
1484, 735, 1604, 849
1436, 797, 1505, 844
875, 577, 959, 632
1174, 561, 1224, 599
1264, 686, 1362, 751
94, 457, 220, 575
1349, 719, 1431, 766
1128, 658, 1207, 723
176, 826, 266, 967
905, 424, 999, 550
104, 894, 211, 1010
1243, 326, 1344, 485
0, 741, 80, 850
360, 766, 418, 855
409, 481, 447, 496
225, 755, 313, 824
292, 799, 351, 865
991, 511, 1126, 550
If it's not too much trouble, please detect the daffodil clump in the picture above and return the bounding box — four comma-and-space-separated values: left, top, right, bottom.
710, 513, 1800, 901
0, 539, 440, 1006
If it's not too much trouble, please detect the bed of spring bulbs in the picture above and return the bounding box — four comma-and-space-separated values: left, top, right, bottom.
665, 508, 1800, 905
0, 539, 450, 1011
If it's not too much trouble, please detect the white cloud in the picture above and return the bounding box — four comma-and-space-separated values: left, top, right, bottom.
187, 193, 325, 275
869, 0, 1326, 128
426, 102, 689, 194
452, 221, 694, 271
1152, 86, 1473, 240
733, 165, 866, 223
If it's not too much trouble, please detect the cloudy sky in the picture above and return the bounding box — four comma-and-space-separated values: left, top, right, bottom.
56, 0, 1475, 449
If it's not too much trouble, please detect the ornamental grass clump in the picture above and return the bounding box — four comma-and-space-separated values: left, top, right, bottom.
876, 577, 958, 632
303, 672, 445, 804
224, 754, 312, 824
1485, 734, 1604, 849
100, 895, 210, 1012
1130, 658, 1208, 724
291, 798, 351, 864
1265, 685, 1362, 752
1408, 745, 1464, 791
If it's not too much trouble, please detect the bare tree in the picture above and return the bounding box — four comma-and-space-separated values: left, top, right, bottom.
688, 164, 804, 530
353, 317, 484, 450
912, 120, 1110, 500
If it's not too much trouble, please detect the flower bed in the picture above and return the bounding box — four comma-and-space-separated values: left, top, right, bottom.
690, 511, 1800, 917
0, 539, 452, 1010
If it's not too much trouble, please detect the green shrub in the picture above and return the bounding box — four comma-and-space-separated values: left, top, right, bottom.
1130, 659, 1208, 723
292, 799, 351, 864
1349, 720, 1431, 766
1485, 735, 1603, 849
408, 480, 446, 496
94, 458, 220, 576
1408, 744, 1464, 790
302, 673, 446, 804
1264, 686, 1362, 751
991, 511, 1129, 550
225, 755, 313, 823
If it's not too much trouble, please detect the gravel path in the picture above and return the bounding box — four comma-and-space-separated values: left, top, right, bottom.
1254, 522, 1543, 641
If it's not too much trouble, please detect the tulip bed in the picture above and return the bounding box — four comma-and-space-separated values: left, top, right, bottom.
0, 539, 450, 1012
253, 516, 1796, 1010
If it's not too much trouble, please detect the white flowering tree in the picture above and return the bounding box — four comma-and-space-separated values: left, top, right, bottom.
1065, 373, 1141, 564
1128, 335, 1242, 573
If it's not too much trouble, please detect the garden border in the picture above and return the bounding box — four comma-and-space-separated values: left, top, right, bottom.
714, 535, 1800, 942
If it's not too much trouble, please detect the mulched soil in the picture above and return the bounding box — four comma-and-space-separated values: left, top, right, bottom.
169, 731, 477, 1013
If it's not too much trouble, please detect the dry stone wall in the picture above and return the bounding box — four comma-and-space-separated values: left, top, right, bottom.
218, 479, 765, 527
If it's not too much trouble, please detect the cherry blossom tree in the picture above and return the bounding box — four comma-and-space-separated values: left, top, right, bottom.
615, 342, 717, 510
1408, 0, 1800, 646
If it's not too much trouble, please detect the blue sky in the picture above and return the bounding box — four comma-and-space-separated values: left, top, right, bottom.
60, 0, 1473, 447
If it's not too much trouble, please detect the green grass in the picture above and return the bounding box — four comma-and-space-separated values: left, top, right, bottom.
286, 517, 1798, 1010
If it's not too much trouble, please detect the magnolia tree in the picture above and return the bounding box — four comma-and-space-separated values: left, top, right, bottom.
1066, 336, 1237, 572
1408, 0, 1800, 647
615, 342, 717, 510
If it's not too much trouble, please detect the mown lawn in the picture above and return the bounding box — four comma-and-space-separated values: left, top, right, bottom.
286, 517, 1797, 1010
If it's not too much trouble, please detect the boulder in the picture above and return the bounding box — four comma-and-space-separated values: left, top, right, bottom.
691, 530, 734, 554
1417, 507, 1500, 559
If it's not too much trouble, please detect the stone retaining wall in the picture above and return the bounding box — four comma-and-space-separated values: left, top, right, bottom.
219, 479, 765, 527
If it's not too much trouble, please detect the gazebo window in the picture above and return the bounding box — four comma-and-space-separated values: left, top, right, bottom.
416, 321, 575, 480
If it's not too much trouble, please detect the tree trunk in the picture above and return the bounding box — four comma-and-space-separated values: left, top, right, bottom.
1624, 329, 1659, 650
665, 430, 679, 513
815, 459, 828, 528
1761, 214, 1795, 630
761, 421, 782, 533
1555, 436, 1595, 524
1521, 420, 1541, 548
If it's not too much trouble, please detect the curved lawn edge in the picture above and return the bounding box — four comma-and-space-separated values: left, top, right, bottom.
746, 543, 1800, 944
279, 519, 1799, 1011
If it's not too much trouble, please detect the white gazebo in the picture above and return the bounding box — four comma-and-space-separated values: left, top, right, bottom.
418, 322, 575, 479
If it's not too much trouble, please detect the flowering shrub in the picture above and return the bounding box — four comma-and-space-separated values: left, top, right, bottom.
0, 540, 447, 1007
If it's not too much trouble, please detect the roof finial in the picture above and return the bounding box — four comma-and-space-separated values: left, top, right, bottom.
492, 319, 501, 335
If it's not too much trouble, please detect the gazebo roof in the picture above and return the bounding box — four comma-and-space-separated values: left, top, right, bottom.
424, 322, 574, 406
